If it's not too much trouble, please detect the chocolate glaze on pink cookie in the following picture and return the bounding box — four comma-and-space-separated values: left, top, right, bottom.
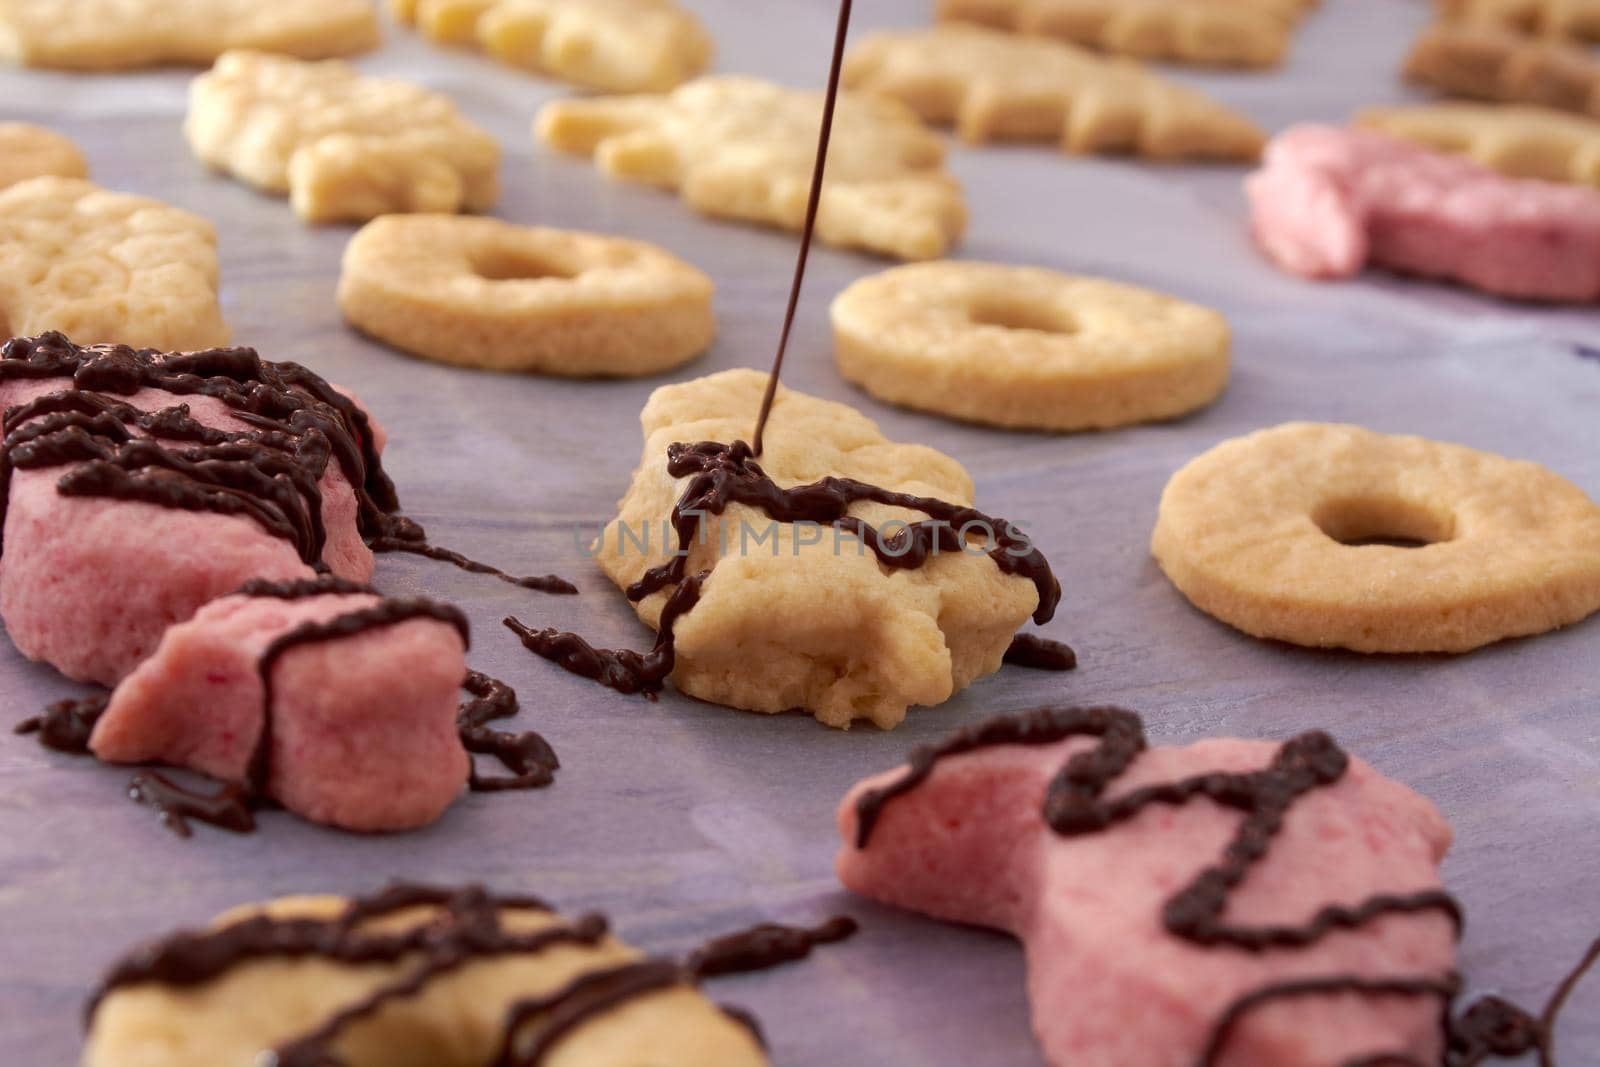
0, 332, 572, 685
1247, 125, 1600, 303
18, 575, 559, 835
837, 708, 1597, 1067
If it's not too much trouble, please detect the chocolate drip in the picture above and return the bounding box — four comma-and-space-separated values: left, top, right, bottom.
687, 916, 858, 979
87, 884, 554, 1023
718, 1003, 768, 1048
0, 334, 408, 563
371, 535, 578, 596
494, 960, 686, 1067
234, 574, 374, 600
246, 599, 471, 795
271, 912, 611, 1067
127, 772, 255, 839
112, 595, 471, 837
1003, 634, 1077, 671
513, 442, 1060, 697
505, 570, 707, 698
458, 670, 560, 792
850, 706, 1589, 1066
87, 882, 855, 1063
750, 0, 854, 456
14, 694, 108, 753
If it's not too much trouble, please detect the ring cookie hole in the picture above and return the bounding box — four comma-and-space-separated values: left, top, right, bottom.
470, 247, 577, 282
1313, 495, 1455, 550
969, 296, 1078, 336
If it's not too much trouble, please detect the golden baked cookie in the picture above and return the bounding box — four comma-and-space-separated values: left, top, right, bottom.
0, 0, 378, 69
391, 0, 712, 93
1151, 422, 1600, 653
1356, 103, 1600, 188
536, 75, 967, 261
83, 886, 768, 1067
1438, 0, 1600, 41
0, 177, 228, 350
593, 369, 1046, 729
843, 25, 1263, 161
0, 123, 88, 190
937, 0, 1319, 69
832, 262, 1230, 432
185, 50, 500, 223
1404, 23, 1600, 116
337, 215, 716, 375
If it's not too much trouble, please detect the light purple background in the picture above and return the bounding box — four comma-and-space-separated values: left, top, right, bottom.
2, 1, 1597, 1063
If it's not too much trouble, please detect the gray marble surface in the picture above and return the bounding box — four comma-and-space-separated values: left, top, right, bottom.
2, 1, 1598, 1064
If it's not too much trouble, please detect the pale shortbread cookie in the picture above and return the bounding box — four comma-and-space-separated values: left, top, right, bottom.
0, 177, 228, 349
337, 215, 716, 375
937, 0, 1319, 69
1438, 0, 1600, 41
1404, 23, 1600, 116
832, 262, 1230, 432
1357, 103, 1600, 189
84, 893, 766, 1067
843, 25, 1263, 161
536, 76, 967, 261
597, 369, 1041, 729
391, 0, 712, 93
1152, 422, 1600, 653
0, 123, 88, 190
185, 50, 500, 223
0, 0, 378, 70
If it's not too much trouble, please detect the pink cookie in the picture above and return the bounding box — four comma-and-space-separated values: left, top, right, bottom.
1246, 124, 1600, 302
835, 708, 1460, 1067
0, 333, 392, 684
90, 577, 471, 832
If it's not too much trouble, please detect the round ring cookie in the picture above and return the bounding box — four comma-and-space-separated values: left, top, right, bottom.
1151, 422, 1600, 653
337, 215, 717, 376
0, 123, 88, 190
831, 262, 1230, 431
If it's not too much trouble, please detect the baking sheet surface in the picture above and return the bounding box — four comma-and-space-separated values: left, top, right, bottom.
1, 2, 1598, 1063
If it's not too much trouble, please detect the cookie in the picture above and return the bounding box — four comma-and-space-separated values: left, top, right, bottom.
1357, 102, 1600, 188
392, 0, 713, 93
0, 0, 378, 70
1151, 422, 1600, 653
0, 123, 88, 190
536, 75, 967, 261
0, 177, 228, 350
1247, 124, 1600, 302
831, 262, 1230, 432
1404, 23, 1600, 116
0, 334, 400, 684
842, 25, 1264, 161
936, 0, 1318, 69
505, 368, 1062, 729
82, 884, 788, 1066
185, 50, 500, 223
836, 707, 1460, 1066
1438, 0, 1600, 40
337, 215, 716, 375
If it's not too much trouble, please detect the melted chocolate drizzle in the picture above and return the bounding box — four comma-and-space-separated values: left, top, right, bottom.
14, 694, 108, 753
459, 669, 560, 792
1003, 633, 1078, 671
0, 333, 575, 591
19, 576, 559, 835
687, 916, 859, 979
509, 442, 1061, 697
370, 533, 578, 596
851, 707, 1595, 1067
86, 884, 854, 1066
504, 0, 1068, 701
